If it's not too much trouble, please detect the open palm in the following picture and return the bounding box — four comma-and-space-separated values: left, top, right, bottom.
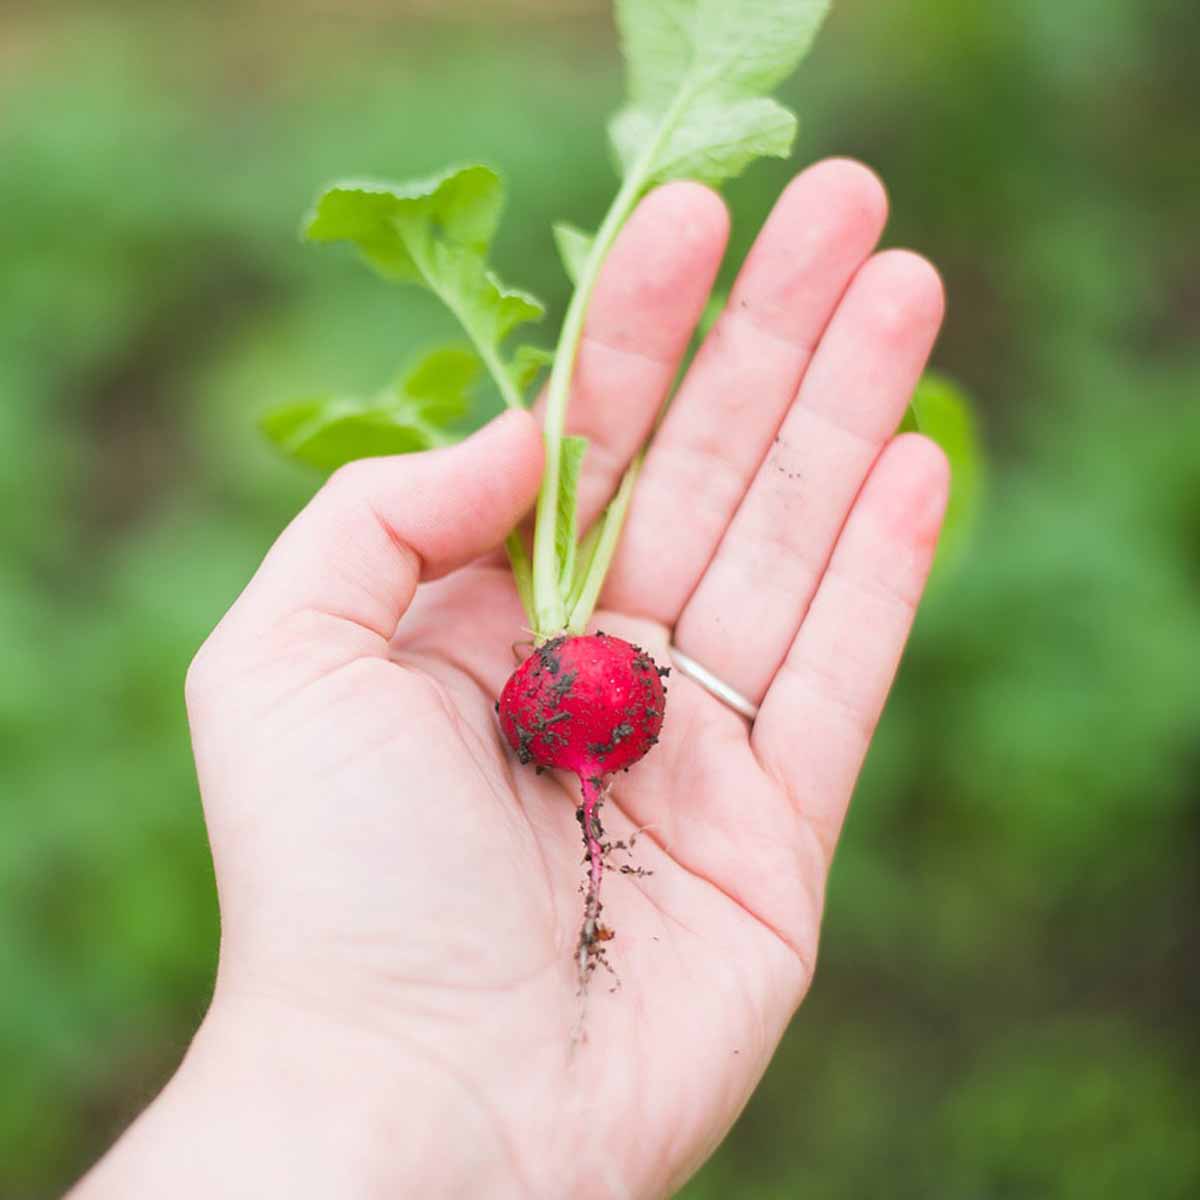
183, 160, 948, 1200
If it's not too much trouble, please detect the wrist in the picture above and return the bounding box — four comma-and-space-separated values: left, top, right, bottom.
72, 989, 524, 1199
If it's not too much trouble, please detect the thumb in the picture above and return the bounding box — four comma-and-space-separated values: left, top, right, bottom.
215, 409, 544, 650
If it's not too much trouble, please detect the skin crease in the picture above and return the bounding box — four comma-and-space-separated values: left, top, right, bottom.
71, 161, 949, 1200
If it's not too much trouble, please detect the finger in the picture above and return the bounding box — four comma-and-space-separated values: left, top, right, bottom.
210, 410, 544, 655
673, 249, 946, 703
753, 434, 949, 864
603, 158, 890, 621
546, 181, 729, 526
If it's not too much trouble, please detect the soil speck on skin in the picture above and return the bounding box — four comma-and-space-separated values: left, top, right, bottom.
533, 635, 566, 678
513, 721, 535, 765
549, 670, 577, 703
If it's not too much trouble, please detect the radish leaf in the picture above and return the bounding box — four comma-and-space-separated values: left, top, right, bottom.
305, 165, 544, 410
610, 0, 830, 187
611, 95, 797, 187
553, 222, 595, 287
261, 344, 479, 471
509, 344, 555, 397
400, 345, 484, 425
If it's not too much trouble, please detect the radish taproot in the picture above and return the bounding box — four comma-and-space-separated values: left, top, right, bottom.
498, 634, 668, 974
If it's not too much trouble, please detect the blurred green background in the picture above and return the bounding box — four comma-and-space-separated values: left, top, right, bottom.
2, 0, 1197, 1195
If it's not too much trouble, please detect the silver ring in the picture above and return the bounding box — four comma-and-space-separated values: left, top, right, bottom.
669, 646, 760, 722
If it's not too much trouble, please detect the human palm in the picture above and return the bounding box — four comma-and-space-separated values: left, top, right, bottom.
184, 160, 948, 1200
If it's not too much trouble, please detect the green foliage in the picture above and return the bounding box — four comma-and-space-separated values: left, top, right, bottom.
1, 1, 1197, 1196
260, 346, 478, 470
535, 0, 838, 635
610, 0, 829, 185
552, 221, 594, 287
297, 164, 544, 414
901, 371, 983, 571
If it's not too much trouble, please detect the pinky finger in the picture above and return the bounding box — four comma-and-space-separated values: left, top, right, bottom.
752, 433, 950, 864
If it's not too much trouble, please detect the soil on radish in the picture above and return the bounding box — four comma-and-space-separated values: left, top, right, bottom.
497, 632, 668, 986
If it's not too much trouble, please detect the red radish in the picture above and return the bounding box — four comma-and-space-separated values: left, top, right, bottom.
285, 0, 849, 1009
498, 632, 667, 979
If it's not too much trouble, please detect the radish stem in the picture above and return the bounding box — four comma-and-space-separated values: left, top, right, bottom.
530, 89, 693, 636
505, 531, 536, 627
567, 453, 642, 634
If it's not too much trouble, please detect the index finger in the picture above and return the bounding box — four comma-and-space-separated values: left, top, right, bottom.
537, 181, 729, 528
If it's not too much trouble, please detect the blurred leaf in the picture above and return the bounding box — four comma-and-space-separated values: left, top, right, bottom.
699, 288, 729, 337
902, 372, 984, 570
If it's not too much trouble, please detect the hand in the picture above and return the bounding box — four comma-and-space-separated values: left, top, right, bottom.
74, 160, 947, 1200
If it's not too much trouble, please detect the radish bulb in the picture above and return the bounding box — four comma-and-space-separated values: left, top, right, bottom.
498, 633, 667, 981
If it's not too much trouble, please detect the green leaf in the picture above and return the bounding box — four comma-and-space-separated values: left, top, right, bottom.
259, 401, 440, 472
566, 521, 604, 616
260, 343, 479, 472
305, 165, 544, 410
553, 222, 595, 287
903, 372, 985, 570
398, 344, 481, 426
610, 95, 796, 187
505, 531, 536, 629
304, 165, 502, 278
555, 435, 589, 596
610, 0, 831, 187
509, 344, 555, 398
699, 288, 728, 337
618, 0, 830, 104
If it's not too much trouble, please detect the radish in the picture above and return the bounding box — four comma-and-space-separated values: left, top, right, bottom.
264, 0, 850, 991
497, 634, 668, 974
263, 0, 977, 1001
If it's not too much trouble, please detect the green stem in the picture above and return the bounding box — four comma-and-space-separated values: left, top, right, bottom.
567, 451, 643, 635
530, 89, 693, 636
477, 340, 524, 412
565, 521, 603, 616
408, 241, 526, 412
505, 531, 536, 627
529, 176, 643, 632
